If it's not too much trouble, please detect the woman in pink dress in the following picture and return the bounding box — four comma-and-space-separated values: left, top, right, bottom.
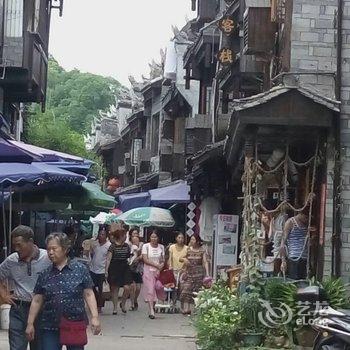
141, 231, 164, 319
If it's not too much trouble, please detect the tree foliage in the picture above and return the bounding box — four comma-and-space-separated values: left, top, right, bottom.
24, 57, 122, 158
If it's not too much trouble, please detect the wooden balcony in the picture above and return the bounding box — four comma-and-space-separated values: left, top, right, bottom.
0, 0, 53, 104
185, 114, 212, 129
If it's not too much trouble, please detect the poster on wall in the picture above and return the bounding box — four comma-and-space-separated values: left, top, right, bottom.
213, 214, 239, 279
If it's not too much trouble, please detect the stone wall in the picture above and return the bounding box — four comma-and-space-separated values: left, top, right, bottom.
289, 0, 350, 279
290, 0, 337, 99
340, 0, 350, 281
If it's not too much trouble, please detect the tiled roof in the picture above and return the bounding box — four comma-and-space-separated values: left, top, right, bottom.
232, 85, 340, 112
190, 140, 225, 163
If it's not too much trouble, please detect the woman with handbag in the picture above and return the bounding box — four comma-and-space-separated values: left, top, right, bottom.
25, 232, 101, 350
141, 231, 165, 319
128, 233, 143, 311
105, 229, 133, 315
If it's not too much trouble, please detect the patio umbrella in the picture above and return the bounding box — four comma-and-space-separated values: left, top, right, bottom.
117, 207, 175, 228
72, 182, 115, 210
0, 162, 86, 188
90, 211, 121, 225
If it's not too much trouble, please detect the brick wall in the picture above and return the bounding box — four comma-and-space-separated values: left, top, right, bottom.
340, 0, 350, 281
289, 0, 350, 280
290, 0, 337, 99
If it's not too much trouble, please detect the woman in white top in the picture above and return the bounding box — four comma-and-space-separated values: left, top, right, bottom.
129, 229, 143, 311
141, 231, 164, 319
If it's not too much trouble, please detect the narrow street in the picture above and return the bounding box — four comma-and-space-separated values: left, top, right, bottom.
0, 302, 196, 350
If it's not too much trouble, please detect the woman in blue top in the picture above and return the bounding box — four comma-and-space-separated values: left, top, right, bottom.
25, 233, 101, 350
280, 207, 309, 280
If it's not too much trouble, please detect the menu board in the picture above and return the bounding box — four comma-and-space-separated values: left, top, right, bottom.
213, 214, 239, 278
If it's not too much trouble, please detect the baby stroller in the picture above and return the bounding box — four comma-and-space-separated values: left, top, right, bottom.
154, 268, 180, 314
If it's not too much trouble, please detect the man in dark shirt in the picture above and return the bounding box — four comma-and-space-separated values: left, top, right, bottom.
34, 259, 94, 329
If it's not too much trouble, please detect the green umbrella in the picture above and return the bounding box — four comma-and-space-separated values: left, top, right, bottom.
116, 207, 175, 228
71, 182, 115, 211
12, 183, 115, 212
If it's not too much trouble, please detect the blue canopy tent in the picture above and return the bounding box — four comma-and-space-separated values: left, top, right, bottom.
0, 138, 37, 163
118, 192, 151, 212
0, 163, 85, 256
44, 161, 92, 176
8, 140, 90, 163
117, 181, 190, 212
149, 181, 190, 206
8, 140, 93, 175
0, 162, 86, 188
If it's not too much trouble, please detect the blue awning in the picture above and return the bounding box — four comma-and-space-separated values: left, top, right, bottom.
149, 181, 190, 205
0, 138, 36, 163
8, 140, 92, 164
117, 181, 190, 211
118, 192, 151, 212
0, 162, 86, 188
44, 161, 92, 175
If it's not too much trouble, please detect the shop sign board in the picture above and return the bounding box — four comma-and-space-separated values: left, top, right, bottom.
213, 214, 239, 279
132, 138, 142, 165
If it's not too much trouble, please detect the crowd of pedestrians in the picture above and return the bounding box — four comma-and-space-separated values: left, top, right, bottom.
0, 223, 211, 350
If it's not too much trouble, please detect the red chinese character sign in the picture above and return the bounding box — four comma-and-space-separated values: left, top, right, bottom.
218, 17, 235, 36
217, 48, 235, 66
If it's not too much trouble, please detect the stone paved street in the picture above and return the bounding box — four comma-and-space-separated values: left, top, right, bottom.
0, 302, 196, 350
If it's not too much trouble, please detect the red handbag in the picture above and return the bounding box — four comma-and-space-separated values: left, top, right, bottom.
59, 317, 88, 346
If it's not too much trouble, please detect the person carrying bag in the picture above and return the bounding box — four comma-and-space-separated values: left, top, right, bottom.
25, 233, 101, 350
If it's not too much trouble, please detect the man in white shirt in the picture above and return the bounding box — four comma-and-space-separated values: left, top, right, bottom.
90, 227, 111, 312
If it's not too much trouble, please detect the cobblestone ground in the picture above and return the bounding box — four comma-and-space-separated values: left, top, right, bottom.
0, 301, 196, 350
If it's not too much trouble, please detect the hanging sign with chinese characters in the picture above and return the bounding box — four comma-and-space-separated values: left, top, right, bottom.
218, 16, 235, 36
217, 48, 235, 66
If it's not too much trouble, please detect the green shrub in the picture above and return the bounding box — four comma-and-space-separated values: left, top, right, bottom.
194, 283, 241, 350
319, 278, 347, 309
238, 292, 265, 333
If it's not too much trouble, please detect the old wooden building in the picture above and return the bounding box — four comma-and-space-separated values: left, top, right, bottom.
0, 0, 63, 139
182, 0, 350, 281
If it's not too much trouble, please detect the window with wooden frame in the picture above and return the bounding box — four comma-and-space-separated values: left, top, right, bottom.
4, 0, 23, 38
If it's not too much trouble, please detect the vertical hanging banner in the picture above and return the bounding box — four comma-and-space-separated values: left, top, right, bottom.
132, 138, 142, 166
186, 202, 196, 237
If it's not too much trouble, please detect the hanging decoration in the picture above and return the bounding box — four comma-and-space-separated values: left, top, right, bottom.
240, 139, 320, 284
217, 48, 235, 66
218, 16, 236, 36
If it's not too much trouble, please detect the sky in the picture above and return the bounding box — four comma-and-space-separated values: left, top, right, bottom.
49, 0, 195, 87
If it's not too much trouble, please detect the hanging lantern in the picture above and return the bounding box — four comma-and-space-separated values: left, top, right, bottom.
108, 178, 120, 188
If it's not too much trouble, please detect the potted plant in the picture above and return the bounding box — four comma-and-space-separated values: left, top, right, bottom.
194, 282, 241, 350
238, 292, 265, 347
264, 326, 290, 348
